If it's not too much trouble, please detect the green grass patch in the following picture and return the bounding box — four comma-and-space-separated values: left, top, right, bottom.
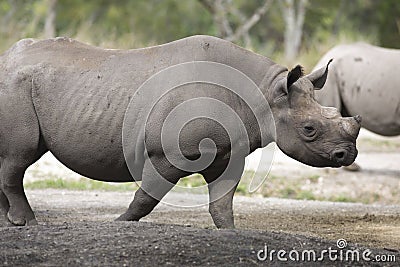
173, 174, 208, 194
236, 183, 248, 195
24, 170, 386, 205
296, 190, 317, 201
358, 138, 400, 151
175, 174, 206, 188
328, 195, 357, 203
24, 178, 138, 192
307, 175, 320, 183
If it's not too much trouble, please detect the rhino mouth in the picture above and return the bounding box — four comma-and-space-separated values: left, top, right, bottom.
302, 146, 358, 168
329, 147, 358, 167
278, 141, 358, 168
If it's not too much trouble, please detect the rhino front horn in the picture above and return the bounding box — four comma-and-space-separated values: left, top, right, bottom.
342, 116, 362, 138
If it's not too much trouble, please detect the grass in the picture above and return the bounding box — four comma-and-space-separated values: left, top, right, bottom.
24, 169, 393, 205
24, 178, 138, 192
328, 195, 357, 203
357, 138, 400, 152
23, 171, 330, 202
261, 177, 319, 201
175, 174, 206, 188
307, 175, 320, 183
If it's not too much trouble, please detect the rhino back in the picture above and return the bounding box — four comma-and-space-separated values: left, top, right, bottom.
2, 36, 273, 181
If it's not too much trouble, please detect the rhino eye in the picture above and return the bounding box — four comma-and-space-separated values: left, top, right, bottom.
303, 125, 316, 136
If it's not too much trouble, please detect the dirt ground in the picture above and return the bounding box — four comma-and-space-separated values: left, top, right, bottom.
0, 191, 399, 266
0, 129, 399, 266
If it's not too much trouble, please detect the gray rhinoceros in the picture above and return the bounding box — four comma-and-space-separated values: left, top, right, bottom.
314, 43, 400, 136
0, 35, 361, 228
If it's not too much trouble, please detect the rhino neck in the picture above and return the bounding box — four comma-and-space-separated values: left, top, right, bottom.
258, 64, 288, 99
228, 62, 288, 154
194, 38, 287, 152
247, 64, 287, 149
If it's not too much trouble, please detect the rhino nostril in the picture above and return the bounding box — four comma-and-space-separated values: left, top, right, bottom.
332, 149, 347, 162
336, 152, 345, 159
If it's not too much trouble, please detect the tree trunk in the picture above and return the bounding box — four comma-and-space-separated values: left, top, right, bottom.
198, 0, 271, 46
281, 0, 308, 63
1, 0, 18, 34
213, 0, 233, 38
44, 0, 57, 38
397, 19, 400, 35
226, 0, 273, 44
332, 0, 345, 36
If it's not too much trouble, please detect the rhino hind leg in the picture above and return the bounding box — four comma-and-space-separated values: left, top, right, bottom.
115, 187, 162, 222
1, 140, 47, 226
0, 190, 11, 226
116, 158, 183, 222
0, 159, 39, 226
0, 109, 48, 226
0, 190, 10, 212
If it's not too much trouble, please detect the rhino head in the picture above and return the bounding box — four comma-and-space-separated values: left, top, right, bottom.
268, 60, 361, 167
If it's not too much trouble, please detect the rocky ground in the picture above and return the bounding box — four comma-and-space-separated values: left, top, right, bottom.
0, 129, 399, 266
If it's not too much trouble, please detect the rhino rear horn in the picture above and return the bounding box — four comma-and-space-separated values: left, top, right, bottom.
306, 59, 333, 90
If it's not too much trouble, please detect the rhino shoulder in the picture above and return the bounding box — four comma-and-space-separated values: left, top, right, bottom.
7, 38, 37, 53
1, 38, 38, 61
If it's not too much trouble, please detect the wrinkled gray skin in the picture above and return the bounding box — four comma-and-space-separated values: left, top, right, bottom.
0, 35, 360, 228
314, 43, 400, 136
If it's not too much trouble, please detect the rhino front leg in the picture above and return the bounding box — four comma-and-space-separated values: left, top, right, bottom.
116, 158, 182, 222
208, 181, 239, 229
204, 158, 244, 229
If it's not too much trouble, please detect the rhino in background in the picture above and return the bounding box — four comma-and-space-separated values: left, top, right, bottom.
314, 43, 400, 136
0, 36, 361, 228
314, 43, 400, 170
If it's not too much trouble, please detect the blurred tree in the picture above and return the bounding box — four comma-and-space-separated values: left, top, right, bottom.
198, 0, 273, 48
0, 0, 399, 58
1, 0, 18, 34
307, 0, 400, 49
371, 0, 400, 48
279, 0, 308, 63
44, 0, 57, 38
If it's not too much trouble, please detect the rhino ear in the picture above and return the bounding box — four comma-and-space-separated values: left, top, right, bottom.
272, 65, 303, 101
287, 65, 304, 89
306, 59, 333, 90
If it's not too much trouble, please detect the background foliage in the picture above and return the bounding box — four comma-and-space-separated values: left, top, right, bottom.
0, 0, 399, 69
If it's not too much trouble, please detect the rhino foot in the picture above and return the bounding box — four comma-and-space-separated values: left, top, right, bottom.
209, 202, 235, 229
7, 208, 37, 226
115, 213, 139, 222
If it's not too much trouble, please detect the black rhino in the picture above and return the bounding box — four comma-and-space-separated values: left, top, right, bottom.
0, 35, 361, 228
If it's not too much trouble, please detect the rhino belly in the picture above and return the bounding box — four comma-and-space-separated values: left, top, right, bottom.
31, 74, 139, 182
